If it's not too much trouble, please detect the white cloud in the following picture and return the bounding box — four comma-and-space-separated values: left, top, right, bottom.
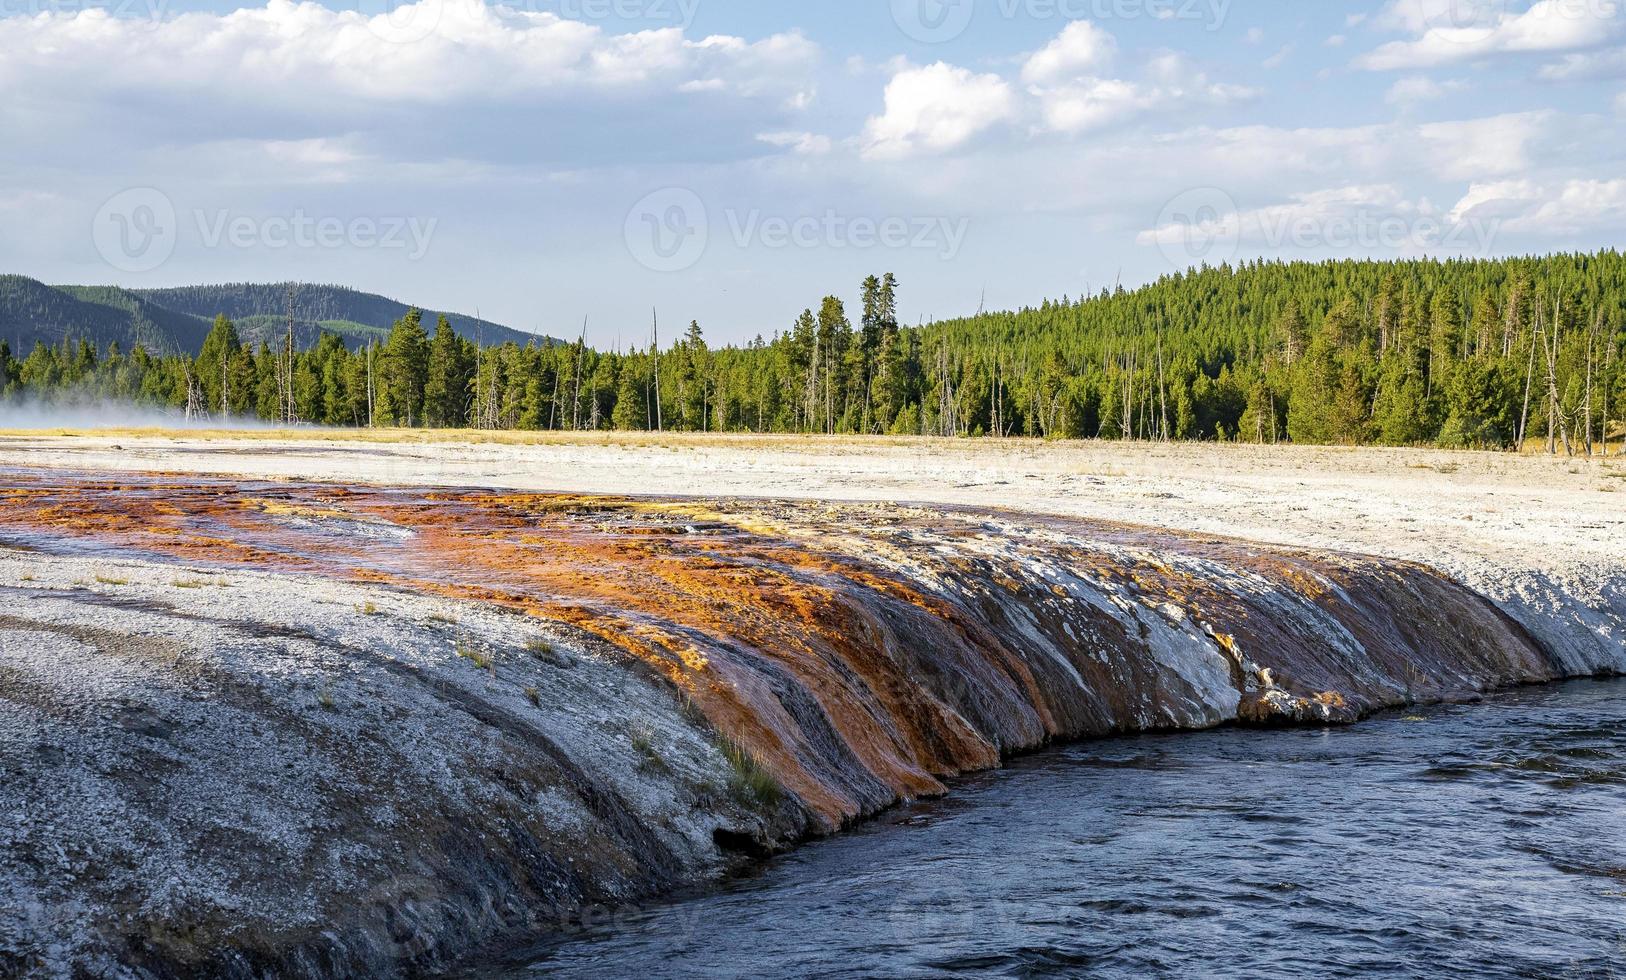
861, 63, 1017, 160
1138, 184, 1403, 245
1385, 75, 1466, 104
1263, 43, 1296, 69
1446, 179, 1544, 223
0, 0, 825, 189
1029, 69, 1255, 137
1021, 20, 1117, 86
1136, 184, 1480, 257
861, 27, 1256, 155
1540, 47, 1626, 80
1417, 112, 1553, 180
0, 190, 63, 213
0, 1, 818, 110
1022, 38, 1256, 137
1360, 0, 1624, 71
1035, 78, 1148, 134
1510, 179, 1626, 233
1144, 51, 1260, 103
3, 0, 1622, 338
1618, 90, 1626, 113
1377, 0, 1495, 34
1326, 34, 1348, 48
756, 131, 833, 155
1450, 178, 1626, 234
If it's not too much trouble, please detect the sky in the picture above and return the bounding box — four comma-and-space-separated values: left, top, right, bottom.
1, 0, 1624, 345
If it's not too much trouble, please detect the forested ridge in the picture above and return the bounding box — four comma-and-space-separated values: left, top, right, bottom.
0, 277, 540, 356
3, 253, 1623, 453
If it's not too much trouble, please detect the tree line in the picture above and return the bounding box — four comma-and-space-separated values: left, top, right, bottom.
3, 255, 1622, 454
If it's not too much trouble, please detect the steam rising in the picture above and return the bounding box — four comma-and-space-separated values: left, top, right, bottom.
0, 396, 288, 432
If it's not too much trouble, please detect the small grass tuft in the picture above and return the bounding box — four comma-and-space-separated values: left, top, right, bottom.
630, 721, 670, 775
524, 686, 541, 708
429, 613, 459, 625
455, 640, 493, 671
356, 601, 379, 616
94, 574, 129, 586
525, 637, 571, 667
721, 738, 782, 809
317, 688, 336, 711
172, 578, 206, 589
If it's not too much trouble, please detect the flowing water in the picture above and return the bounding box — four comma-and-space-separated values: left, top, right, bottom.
5, 468, 1620, 977
506, 679, 1626, 979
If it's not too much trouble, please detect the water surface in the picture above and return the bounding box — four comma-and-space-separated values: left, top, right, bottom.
509, 679, 1626, 978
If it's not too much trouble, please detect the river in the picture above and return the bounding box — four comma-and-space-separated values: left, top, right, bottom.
502, 679, 1626, 978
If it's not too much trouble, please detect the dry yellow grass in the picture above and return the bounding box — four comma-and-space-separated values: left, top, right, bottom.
5, 424, 1620, 460
0, 426, 933, 452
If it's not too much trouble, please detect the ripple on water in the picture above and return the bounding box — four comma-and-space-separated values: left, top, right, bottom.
495, 679, 1626, 980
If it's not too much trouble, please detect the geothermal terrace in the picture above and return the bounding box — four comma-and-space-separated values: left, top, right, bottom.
0, 432, 1621, 978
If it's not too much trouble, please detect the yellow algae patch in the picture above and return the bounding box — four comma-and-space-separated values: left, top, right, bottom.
243, 499, 353, 521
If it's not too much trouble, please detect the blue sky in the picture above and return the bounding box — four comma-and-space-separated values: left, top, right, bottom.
2, 0, 1624, 344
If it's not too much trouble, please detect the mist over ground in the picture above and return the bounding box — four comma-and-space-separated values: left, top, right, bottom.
0, 397, 289, 432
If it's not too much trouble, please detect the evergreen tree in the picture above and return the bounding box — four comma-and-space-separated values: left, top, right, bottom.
424, 316, 471, 428
1275, 302, 1309, 366
195, 314, 242, 417
678, 320, 708, 431
3, 254, 1622, 455
815, 296, 851, 434
1287, 332, 1341, 445
611, 360, 648, 431
377, 309, 429, 427
0, 340, 17, 395
1439, 357, 1517, 449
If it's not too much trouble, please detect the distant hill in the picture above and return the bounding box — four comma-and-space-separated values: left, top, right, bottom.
0, 276, 210, 356
132, 283, 543, 350
0, 277, 547, 356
